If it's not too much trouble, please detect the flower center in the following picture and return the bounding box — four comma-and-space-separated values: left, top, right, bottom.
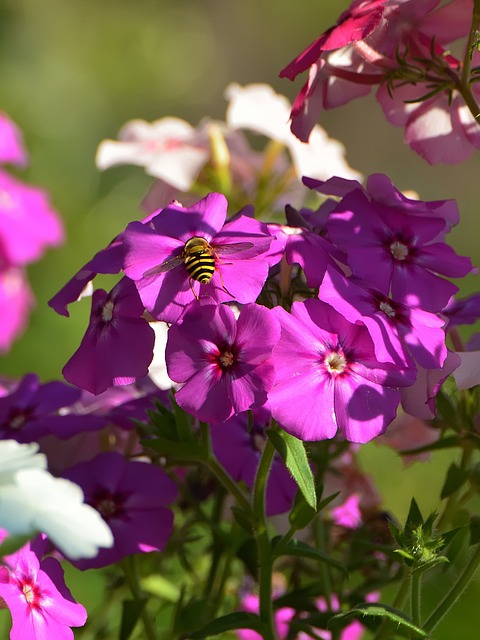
324, 351, 347, 375
19, 577, 42, 609
379, 300, 396, 318
390, 240, 409, 261
101, 300, 115, 323
97, 498, 117, 519
218, 350, 235, 368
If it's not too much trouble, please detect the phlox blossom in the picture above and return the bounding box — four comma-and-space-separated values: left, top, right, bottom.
269, 299, 415, 443
63, 452, 178, 570
0, 536, 87, 640
166, 298, 280, 424
123, 192, 275, 323
0, 267, 34, 353
62, 278, 155, 395
96, 117, 210, 191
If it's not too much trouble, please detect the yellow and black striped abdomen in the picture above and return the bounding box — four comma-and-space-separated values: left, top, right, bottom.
184, 251, 215, 284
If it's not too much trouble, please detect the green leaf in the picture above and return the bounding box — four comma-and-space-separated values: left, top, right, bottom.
172, 394, 195, 442
267, 428, 316, 509
405, 497, 424, 529
271, 537, 348, 577
441, 462, 469, 499
119, 598, 146, 640
288, 489, 318, 530
328, 602, 427, 638
189, 612, 263, 639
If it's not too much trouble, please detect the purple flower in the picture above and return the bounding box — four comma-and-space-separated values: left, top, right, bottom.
0, 373, 107, 443
210, 410, 297, 515
166, 298, 280, 424
324, 184, 473, 312
0, 536, 87, 640
319, 266, 447, 370
63, 451, 178, 570
122, 193, 274, 323
62, 278, 155, 395
269, 299, 415, 443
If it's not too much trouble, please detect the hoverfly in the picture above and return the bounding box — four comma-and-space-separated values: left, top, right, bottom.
143, 236, 254, 289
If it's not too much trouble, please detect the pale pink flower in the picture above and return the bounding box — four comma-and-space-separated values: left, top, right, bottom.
96, 117, 210, 191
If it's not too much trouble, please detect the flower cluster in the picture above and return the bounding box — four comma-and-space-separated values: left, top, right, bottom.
0, 113, 63, 351
280, 0, 480, 163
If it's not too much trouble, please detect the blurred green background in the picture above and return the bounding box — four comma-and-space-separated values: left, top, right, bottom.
1, 0, 480, 637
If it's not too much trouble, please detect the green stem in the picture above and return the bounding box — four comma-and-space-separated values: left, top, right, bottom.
459, 0, 480, 120
423, 544, 480, 634
201, 422, 251, 512
121, 556, 158, 640
207, 456, 251, 512
411, 569, 422, 628
253, 438, 277, 640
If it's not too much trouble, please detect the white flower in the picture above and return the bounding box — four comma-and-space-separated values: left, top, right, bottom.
0, 440, 113, 559
225, 83, 362, 182
96, 117, 210, 191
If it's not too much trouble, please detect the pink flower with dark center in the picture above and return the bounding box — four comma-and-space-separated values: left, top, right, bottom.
123, 192, 275, 323
62, 278, 155, 395
323, 184, 473, 312
63, 451, 178, 570
319, 266, 447, 370
269, 299, 415, 443
0, 536, 87, 639
166, 298, 280, 424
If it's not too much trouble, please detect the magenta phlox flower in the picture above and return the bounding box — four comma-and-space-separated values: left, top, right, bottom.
166, 298, 280, 424
0, 169, 63, 267
319, 266, 447, 370
123, 193, 275, 323
268, 299, 416, 443
0, 267, 34, 352
0, 536, 87, 640
63, 451, 177, 569
324, 186, 474, 312
0, 113, 28, 167
280, 0, 387, 76
210, 411, 297, 515
305, 172, 460, 231
62, 277, 155, 396
0, 373, 108, 444
401, 350, 460, 419
331, 493, 363, 529
285, 228, 345, 289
